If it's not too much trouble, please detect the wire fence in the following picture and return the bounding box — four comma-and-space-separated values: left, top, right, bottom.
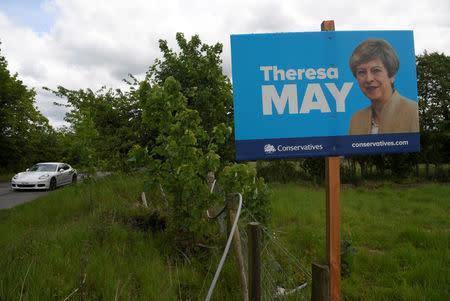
239, 203, 311, 301
205, 178, 311, 300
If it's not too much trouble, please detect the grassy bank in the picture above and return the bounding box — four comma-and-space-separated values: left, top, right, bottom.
0, 174, 241, 300
0, 175, 448, 300
0, 175, 178, 300
270, 182, 450, 300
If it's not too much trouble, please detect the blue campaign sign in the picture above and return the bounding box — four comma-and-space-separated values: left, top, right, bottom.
230, 31, 420, 160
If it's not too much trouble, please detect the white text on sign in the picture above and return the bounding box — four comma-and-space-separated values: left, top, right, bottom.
260, 66, 353, 115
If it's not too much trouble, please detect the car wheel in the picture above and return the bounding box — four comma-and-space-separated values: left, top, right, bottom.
49, 177, 57, 191
72, 174, 77, 184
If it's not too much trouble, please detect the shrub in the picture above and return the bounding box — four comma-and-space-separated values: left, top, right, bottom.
220, 163, 271, 224
136, 77, 271, 248
256, 159, 300, 183
300, 157, 325, 184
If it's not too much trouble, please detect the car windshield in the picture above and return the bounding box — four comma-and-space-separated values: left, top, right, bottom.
29, 164, 58, 172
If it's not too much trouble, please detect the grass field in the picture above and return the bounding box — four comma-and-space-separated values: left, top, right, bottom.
270, 182, 450, 300
0, 174, 448, 300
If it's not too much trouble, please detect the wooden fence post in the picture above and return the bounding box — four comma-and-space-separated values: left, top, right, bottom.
248, 222, 261, 301
321, 19, 341, 301
311, 261, 330, 301
228, 194, 249, 301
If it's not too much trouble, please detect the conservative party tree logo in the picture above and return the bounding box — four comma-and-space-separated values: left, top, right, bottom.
264, 144, 276, 154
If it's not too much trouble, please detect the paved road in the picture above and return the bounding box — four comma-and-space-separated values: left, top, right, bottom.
0, 182, 48, 210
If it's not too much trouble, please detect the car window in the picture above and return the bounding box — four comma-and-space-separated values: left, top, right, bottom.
29, 164, 58, 172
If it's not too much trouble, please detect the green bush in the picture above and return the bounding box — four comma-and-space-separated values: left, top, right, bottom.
137, 76, 271, 248
219, 163, 271, 224
300, 157, 325, 184
340, 163, 362, 185
256, 159, 300, 183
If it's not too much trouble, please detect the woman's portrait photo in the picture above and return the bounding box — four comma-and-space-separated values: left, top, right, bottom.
348, 38, 419, 135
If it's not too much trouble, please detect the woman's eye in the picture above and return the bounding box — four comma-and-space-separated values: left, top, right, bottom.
357, 70, 366, 76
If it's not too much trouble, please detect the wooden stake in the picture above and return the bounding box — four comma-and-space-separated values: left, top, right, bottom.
248, 222, 261, 301
311, 261, 330, 301
228, 194, 249, 301
321, 20, 341, 301
141, 192, 148, 207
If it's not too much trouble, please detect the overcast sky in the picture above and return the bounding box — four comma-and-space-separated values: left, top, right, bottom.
0, 0, 449, 128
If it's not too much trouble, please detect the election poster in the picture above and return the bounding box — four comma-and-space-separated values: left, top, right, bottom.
230, 31, 420, 160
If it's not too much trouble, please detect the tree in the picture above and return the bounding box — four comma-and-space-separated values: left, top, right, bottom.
416, 52, 450, 177
0, 43, 55, 171
137, 76, 269, 247
46, 84, 141, 171
148, 33, 235, 161
142, 76, 229, 244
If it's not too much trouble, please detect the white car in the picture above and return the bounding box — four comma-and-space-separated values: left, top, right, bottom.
11, 162, 77, 191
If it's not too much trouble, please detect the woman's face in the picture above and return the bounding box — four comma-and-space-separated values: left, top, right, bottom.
355, 58, 395, 104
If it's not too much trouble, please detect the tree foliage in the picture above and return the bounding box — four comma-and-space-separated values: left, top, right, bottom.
45, 84, 141, 172
148, 33, 235, 161
137, 76, 269, 246
132, 35, 271, 246
0, 44, 56, 171
42, 33, 238, 177
219, 163, 270, 224
416, 51, 450, 170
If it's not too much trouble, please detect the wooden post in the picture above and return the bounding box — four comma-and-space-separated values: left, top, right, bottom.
321, 20, 341, 301
248, 222, 261, 301
311, 261, 330, 301
228, 194, 249, 301
325, 156, 341, 301
320, 20, 335, 31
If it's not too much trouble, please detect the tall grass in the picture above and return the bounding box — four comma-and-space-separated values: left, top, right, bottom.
0, 174, 244, 300
0, 175, 182, 300
0, 175, 448, 300
269, 182, 450, 300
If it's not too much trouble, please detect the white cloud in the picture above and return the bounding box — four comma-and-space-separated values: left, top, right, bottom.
0, 0, 449, 127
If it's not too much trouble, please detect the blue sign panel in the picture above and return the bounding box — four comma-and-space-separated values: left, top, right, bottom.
230, 31, 420, 160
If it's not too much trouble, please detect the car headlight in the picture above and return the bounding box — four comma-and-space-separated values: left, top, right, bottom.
39, 174, 50, 180
13, 174, 18, 180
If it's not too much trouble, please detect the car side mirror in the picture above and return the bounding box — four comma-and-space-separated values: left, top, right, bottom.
26, 168, 29, 172
58, 168, 64, 172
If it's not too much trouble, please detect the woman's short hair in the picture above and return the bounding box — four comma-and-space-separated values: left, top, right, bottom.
349, 38, 399, 78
